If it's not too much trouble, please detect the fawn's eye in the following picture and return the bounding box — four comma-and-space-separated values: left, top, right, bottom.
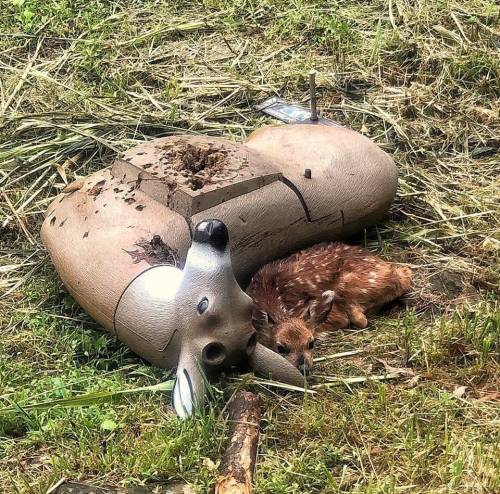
197, 297, 209, 314
277, 344, 289, 355
308, 339, 315, 350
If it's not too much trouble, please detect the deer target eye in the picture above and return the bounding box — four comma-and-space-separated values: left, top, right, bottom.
277, 344, 289, 355
308, 340, 315, 350
197, 297, 209, 314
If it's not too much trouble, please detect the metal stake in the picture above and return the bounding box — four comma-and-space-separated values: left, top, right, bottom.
309, 69, 318, 122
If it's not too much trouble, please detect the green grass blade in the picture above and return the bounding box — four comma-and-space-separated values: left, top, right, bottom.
0, 380, 174, 416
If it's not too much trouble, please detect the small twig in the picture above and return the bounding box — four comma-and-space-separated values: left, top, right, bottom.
313, 349, 363, 363
388, 0, 398, 30
1, 38, 42, 115
451, 12, 471, 43
231, 39, 250, 67
231, 375, 314, 394
312, 372, 402, 389
423, 211, 494, 227
45, 477, 66, 494
1, 190, 37, 245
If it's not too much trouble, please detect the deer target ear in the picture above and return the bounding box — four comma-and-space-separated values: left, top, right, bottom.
308, 290, 335, 324
252, 309, 270, 331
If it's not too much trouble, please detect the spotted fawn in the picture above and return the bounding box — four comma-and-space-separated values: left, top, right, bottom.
247, 242, 412, 374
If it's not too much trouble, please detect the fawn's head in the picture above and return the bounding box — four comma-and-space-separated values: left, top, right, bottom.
252, 291, 335, 374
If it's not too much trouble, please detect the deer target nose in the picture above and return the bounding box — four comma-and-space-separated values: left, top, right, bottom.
193, 219, 229, 251
202, 341, 227, 367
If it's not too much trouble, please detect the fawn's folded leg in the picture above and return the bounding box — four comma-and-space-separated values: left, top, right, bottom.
346, 305, 368, 328
325, 306, 350, 330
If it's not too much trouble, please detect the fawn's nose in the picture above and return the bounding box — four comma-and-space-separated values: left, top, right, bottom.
297, 355, 312, 375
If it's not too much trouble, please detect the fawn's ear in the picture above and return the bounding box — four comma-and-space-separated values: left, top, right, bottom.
308, 290, 335, 325
252, 309, 273, 344
252, 308, 270, 330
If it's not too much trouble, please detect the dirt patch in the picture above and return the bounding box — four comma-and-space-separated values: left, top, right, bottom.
408, 268, 481, 313
55, 481, 194, 493
428, 270, 466, 299
125, 235, 178, 266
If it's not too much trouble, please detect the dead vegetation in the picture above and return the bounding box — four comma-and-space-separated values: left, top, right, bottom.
0, 0, 499, 493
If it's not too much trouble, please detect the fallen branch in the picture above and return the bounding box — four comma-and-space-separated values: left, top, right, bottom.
215, 391, 262, 494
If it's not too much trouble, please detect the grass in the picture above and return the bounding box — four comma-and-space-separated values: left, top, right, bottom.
0, 0, 499, 492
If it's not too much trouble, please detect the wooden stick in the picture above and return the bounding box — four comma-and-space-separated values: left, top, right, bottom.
215, 391, 262, 494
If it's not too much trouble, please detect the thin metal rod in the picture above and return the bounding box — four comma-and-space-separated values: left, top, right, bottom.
309, 69, 318, 121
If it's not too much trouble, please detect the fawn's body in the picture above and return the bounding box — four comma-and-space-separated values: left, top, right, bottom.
247, 242, 412, 373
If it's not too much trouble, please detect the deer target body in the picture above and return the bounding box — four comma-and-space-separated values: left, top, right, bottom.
41, 124, 397, 417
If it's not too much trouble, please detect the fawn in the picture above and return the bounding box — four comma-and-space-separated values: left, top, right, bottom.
247, 242, 412, 374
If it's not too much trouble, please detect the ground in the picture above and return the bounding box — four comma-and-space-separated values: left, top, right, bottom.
0, 1, 499, 493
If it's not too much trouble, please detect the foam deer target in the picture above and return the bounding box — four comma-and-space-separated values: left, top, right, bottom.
41, 123, 397, 417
